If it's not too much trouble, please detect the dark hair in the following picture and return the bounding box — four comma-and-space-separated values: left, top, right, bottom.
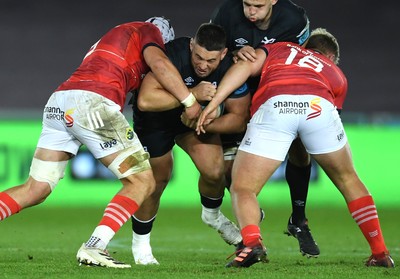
194, 23, 226, 51
306, 28, 340, 64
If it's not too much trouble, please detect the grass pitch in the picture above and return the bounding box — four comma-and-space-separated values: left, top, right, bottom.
1, 205, 399, 279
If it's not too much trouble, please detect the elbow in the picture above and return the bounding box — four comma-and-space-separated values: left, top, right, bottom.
137, 94, 152, 111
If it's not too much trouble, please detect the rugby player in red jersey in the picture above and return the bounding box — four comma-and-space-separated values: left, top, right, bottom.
197, 28, 394, 268
0, 17, 202, 268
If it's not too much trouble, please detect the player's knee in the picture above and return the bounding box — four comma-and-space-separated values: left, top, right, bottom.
108, 147, 151, 179
151, 180, 167, 198
152, 168, 172, 191
201, 165, 225, 185
139, 170, 157, 197
29, 158, 68, 191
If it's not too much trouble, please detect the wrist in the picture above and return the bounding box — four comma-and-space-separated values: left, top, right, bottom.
181, 92, 196, 108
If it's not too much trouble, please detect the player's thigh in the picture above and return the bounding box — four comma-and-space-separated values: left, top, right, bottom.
149, 151, 174, 189
176, 132, 224, 178
136, 128, 176, 158
232, 150, 282, 195
34, 147, 72, 161
134, 128, 175, 186
312, 143, 361, 190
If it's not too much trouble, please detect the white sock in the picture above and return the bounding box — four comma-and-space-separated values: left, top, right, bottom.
132, 232, 151, 248
201, 205, 222, 223
86, 225, 115, 250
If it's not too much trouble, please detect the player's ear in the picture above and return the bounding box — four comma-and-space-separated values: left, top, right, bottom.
326, 53, 337, 64
220, 48, 228, 61
190, 38, 194, 52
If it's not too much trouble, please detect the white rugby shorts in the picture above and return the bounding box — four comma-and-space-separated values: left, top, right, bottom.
37, 90, 143, 159
239, 95, 347, 161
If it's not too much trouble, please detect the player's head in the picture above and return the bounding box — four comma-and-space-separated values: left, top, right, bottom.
306, 28, 340, 65
146, 16, 175, 44
190, 23, 228, 78
242, 0, 277, 27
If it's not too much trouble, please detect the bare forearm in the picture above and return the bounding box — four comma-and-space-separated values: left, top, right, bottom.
206, 62, 252, 111
138, 88, 181, 111
205, 113, 247, 134
150, 58, 191, 102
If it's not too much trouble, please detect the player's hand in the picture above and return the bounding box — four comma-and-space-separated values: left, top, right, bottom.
235, 46, 257, 62
192, 81, 217, 101
180, 111, 197, 129
196, 105, 218, 134
183, 105, 220, 131
184, 101, 202, 121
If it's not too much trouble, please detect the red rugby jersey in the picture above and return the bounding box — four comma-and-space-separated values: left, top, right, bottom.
57, 22, 165, 110
251, 42, 347, 116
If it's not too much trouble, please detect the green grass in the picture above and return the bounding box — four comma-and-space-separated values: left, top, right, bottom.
1, 205, 399, 279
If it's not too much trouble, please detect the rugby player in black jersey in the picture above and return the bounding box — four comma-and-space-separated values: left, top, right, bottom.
211, 0, 320, 257
129, 23, 251, 265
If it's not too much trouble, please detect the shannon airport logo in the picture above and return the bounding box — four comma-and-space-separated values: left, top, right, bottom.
273, 98, 322, 120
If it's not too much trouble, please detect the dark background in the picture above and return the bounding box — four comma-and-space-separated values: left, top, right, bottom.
1, 0, 399, 116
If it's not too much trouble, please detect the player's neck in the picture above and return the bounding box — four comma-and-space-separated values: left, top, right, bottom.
255, 18, 271, 30
255, 10, 272, 30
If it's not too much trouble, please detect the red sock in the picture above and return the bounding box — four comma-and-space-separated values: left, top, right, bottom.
0, 192, 22, 220
98, 194, 139, 232
241, 225, 262, 247
348, 195, 387, 255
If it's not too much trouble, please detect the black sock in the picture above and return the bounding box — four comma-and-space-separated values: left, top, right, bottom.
285, 160, 311, 224
224, 171, 232, 192
200, 194, 223, 209
131, 215, 156, 235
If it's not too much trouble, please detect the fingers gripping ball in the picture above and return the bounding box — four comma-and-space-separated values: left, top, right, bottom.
201, 103, 225, 118
215, 103, 225, 118
108, 147, 151, 179
198, 103, 225, 129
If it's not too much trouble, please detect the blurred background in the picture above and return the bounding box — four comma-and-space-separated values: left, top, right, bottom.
0, 0, 399, 207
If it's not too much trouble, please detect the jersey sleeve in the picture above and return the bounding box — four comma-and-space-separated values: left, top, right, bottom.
140, 23, 166, 53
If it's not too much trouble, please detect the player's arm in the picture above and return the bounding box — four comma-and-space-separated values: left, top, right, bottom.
196, 48, 266, 134
138, 75, 217, 112
137, 72, 181, 112
143, 45, 202, 119
203, 93, 251, 134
